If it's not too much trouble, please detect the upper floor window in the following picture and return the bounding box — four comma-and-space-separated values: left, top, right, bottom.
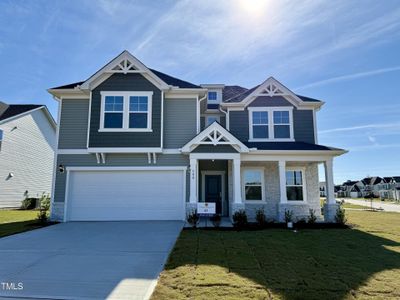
208, 91, 217, 101
249, 107, 293, 141
206, 115, 220, 126
100, 91, 153, 132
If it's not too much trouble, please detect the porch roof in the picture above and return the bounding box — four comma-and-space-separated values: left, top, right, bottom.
245, 141, 345, 152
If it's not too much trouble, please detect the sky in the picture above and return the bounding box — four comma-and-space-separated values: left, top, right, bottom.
0, 0, 399, 184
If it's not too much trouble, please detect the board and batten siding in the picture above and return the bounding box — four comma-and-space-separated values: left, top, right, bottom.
53, 153, 190, 205
58, 99, 89, 149
164, 99, 197, 148
0, 109, 55, 207
89, 73, 162, 148
229, 96, 315, 144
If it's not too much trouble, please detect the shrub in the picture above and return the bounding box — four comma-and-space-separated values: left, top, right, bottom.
284, 209, 293, 223
37, 193, 51, 224
210, 214, 221, 228
187, 210, 199, 228
308, 209, 317, 224
21, 197, 38, 210
232, 209, 248, 229
296, 218, 307, 225
335, 205, 347, 225
255, 208, 266, 227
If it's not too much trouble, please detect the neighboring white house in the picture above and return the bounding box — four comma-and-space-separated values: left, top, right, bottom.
0, 102, 56, 208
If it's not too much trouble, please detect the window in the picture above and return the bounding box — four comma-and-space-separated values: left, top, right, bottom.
249, 107, 293, 141
100, 91, 152, 131
243, 169, 264, 201
252, 111, 268, 139
286, 170, 305, 201
206, 115, 220, 126
129, 96, 148, 128
273, 111, 290, 138
104, 96, 123, 128
208, 91, 217, 101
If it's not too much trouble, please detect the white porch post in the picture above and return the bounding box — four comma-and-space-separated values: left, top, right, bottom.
278, 160, 287, 203
324, 158, 335, 204
189, 158, 198, 204
233, 158, 242, 203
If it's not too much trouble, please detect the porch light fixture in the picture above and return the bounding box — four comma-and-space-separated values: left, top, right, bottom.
58, 164, 65, 173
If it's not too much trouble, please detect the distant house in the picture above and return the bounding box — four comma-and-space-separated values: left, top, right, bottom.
0, 102, 56, 208
339, 180, 359, 198
319, 182, 326, 197
360, 176, 383, 197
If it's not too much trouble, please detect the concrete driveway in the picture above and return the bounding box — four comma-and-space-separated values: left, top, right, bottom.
0, 221, 183, 300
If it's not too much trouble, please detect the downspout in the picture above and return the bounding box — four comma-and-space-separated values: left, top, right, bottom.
197, 94, 207, 133
219, 106, 229, 130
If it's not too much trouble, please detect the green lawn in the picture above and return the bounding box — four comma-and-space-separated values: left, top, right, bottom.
342, 202, 369, 209
152, 211, 400, 300
0, 210, 46, 237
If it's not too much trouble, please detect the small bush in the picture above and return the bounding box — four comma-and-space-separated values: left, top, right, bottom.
232, 209, 248, 229
187, 210, 199, 228
296, 218, 307, 225
255, 208, 266, 227
308, 209, 317, 224
21, 198, 38, 210
335, 205, 347, 225
37, 193, 51, 224
284, 209, 293, 223
210, 214, 221, 228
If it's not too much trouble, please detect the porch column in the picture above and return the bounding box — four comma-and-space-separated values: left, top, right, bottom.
278, 160, 287, 203
324, 158, 335, 204
233, 158, 242, 203
189, 158, 198, 204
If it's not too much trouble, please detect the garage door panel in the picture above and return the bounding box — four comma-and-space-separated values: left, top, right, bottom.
67, 170, 185, 221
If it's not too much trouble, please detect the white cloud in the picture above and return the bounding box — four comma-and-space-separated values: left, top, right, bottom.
320, 122, 400, 134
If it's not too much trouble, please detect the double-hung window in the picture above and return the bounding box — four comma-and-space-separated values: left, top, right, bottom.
243, 169, 264, 201
249, 107, 293, 141
286, 169, 305, 201
208, 91, 217, 101
100, 91, 152, 131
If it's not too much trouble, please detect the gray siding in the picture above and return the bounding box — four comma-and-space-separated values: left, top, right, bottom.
293, 109, 315, 143
164, 99, 197, 148
89, 73, 162, 148
192, 145, 238, 153
54, 154, 189, 204
229, 96, 315, 144
58, 99, 89, 149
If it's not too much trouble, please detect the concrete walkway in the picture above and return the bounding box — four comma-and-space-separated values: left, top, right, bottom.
0, 221, 183, 300
343, 199, 400, 212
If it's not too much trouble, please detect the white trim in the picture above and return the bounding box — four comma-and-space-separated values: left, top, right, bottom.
181, 122, 249, 153
201, 171, 226, 214
58, 149, 88, 154
241, 167, 266, 203
86, 91, 92, 149
99, 91, 153, 132
190, 153, 240, 160
313, 109, 318, 144
50, 98, 62, 219
66, 166, 187, 171
248, 106, 294, 141
87, 147, 162, 153
79, 51, 170, 91
162, 148, 181, 154
161, 91, 164, 149
285, 166, 307, 203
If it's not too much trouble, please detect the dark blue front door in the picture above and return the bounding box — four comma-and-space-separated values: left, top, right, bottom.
205, 175, 222, 214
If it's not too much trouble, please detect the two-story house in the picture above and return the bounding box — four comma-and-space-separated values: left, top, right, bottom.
48, 51, 346, 223
0, 102, 56, 208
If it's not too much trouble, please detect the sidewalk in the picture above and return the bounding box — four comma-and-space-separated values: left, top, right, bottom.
342, 199, 400, 213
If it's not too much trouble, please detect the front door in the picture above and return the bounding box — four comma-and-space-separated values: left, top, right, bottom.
205, 175, 222, 214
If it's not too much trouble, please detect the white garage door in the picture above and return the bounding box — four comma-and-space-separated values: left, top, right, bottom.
66, 169, 185, 221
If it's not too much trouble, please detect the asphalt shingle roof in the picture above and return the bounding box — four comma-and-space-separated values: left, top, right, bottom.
0, 104, 43, 122
244, 141, 343, 151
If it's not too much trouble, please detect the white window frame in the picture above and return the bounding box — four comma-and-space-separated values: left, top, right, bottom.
206, 115, 220, 126
99, 91, 153, 132
285, 167, 307, 203
241, 167, 265, 203
248, 107, 294, 142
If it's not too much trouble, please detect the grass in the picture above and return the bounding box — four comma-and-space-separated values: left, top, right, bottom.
0, 210, 49, 238
342, 202, 369, 209
152, 210, 400, 300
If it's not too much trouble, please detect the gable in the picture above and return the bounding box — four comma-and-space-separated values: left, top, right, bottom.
248, 96, 294, 108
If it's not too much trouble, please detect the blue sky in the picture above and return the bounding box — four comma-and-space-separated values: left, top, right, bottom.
1, 0, 399, 184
